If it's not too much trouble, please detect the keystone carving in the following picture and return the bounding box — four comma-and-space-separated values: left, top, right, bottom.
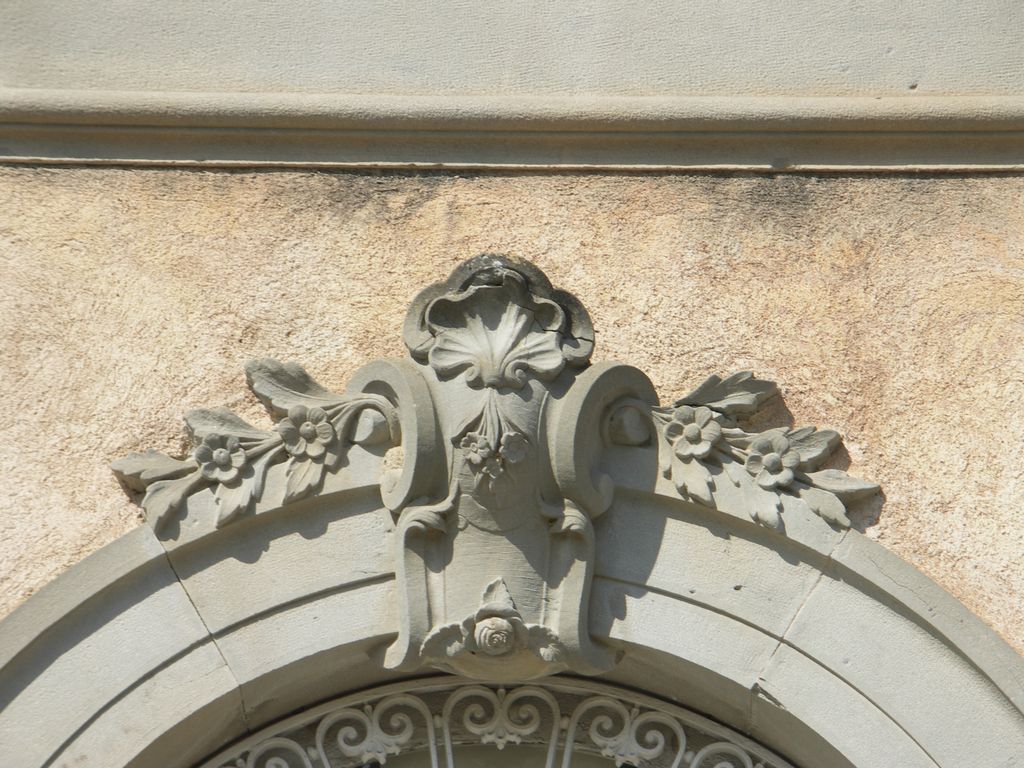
113, 254, 880, 681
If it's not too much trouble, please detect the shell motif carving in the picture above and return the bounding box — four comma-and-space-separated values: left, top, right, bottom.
113, 253, 880, 682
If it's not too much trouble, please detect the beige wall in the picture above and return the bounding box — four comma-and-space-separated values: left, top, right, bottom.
1, 166, 1021, 654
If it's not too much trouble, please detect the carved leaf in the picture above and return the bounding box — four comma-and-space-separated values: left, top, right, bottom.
421, 623, 464, 659
481, 578, 515, 609
283, 457, 326, 504
184, 407, 270, 443
748, 486, 783, 530
527, 625, 564, 662
786, 427, 840, 468
245, 358, 346, 418
804, 469, 879, 502
722, 458, 783, 529
721, 456, 749, 488
671, 456, 714, 506
676, 372, 778, 417
718, 426, 782, 451
112, 451, 196, 492
140, 471, 205, 531
797, 485, 851, 527
351, 408, 392, 445
212, 445, 285, 527
215, 479, 253, 527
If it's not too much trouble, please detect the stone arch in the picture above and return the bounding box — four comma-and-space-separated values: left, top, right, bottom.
2, 257, 1022, 768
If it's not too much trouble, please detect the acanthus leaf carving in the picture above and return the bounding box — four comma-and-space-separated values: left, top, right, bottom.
129, 469, 207, 532
802, 467, 880, 501
113, 254, 881, 682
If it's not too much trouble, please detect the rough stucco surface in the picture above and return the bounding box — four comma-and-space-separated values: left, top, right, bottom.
0, 167, 1022, 655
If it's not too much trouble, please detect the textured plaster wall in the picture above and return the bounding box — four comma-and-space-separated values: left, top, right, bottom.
0, 167, 1022, 654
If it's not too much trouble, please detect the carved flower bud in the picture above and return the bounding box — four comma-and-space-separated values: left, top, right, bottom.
474, 617, 516, 656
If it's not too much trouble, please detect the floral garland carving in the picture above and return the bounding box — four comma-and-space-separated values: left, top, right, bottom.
112, 359, 394, 531
645, 372, 878, 529
113, 259, 878, 538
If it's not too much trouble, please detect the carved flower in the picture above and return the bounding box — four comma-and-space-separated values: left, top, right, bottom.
460, 432, 495, 465
462, 579, 529, 657
194, 434, 246, 484
467, 611, 528, 657
461, 431, 528, 487
499, 432, 528, 463
276, 405, 335, 458
665, 405, 721, 459
745, 433, 801, 489
474, 617, 518, 656
426, 274, 567, 389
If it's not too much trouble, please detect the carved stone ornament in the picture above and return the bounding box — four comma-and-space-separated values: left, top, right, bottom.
202, 678, 792, 768
113, 254, 880, 682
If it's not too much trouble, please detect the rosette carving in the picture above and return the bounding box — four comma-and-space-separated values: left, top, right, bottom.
421, 579, 562, 679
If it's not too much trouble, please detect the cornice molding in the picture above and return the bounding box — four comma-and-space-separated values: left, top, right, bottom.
7, 91, 1024, 131
7, 0, 1024, 168
3, 90, 1024, 169
113, 255, 879, 682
